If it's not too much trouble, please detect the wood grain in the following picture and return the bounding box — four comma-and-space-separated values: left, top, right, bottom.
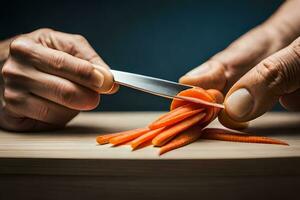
0, 112, 299, 200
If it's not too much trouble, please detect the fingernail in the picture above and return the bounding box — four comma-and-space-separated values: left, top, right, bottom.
185, 63, 210, 77
92, 69, 104, 89
225, 88, 254, 120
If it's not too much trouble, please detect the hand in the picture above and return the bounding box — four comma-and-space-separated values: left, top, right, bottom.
0, 28, 118, 131
179, 1, 300, 128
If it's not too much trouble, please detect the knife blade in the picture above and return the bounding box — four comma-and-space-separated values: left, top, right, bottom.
110, 70, 224, 109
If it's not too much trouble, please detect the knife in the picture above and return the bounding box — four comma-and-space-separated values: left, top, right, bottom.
110, 70, 225, 109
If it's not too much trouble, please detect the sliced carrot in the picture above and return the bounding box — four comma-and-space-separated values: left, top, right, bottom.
96, 132, 124, 145
159, 125, 202, 155
133, 140, 153, 150
131, 128, 165, 150
206, 89, 224, 104
171, 87, 213, 110
150, 103, 199, 123
109, 127, 150, 146
201, 128, 288, 146
149, 106, 204, 129
96, 87, 288, 156
152, 112, 206, 146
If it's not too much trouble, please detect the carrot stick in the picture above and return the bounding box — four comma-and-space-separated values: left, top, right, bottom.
96, 132, 124, 145
201, 128, 289, 146
150, 103, 201, 125
149, 107, 204, 129
152, 112, 206, 146
109, 127, 150, 146
159, 125, 202, 155
131, 128, 165, 150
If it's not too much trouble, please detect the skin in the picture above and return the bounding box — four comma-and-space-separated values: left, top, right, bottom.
0, 29, 118, 131
180, 0, 300, 128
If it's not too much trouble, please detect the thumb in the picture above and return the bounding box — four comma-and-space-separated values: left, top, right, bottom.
224, 37, 300, 122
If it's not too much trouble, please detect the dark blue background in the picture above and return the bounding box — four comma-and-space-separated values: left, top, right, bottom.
1, 0, 283, 111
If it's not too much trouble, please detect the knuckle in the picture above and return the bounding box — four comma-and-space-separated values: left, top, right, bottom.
1, 61, 13, 78
76, 62, 94, 81
37, 28, 54, 34
3, 88, 26, 106
1, 59, 21, 80
9, 36, 29, 54
51, 53, 66, 69
256, 58, 289, 94
73, 34, 87, 43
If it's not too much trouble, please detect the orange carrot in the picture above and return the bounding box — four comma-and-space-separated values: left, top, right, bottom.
159, 126, 202, 155
201, 128, 288, 145
96, 87, 288, 155
149, 106, 204, 129
96, 132, 124, 145
109, 127, 150, 146
170, 87, 213, 110
131, 128, 165, 150
152, 112, 206, 146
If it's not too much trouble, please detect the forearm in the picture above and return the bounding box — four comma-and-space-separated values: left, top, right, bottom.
262, 0, 300, 48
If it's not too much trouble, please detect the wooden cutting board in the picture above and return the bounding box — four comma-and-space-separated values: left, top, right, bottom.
0, 112, 300, 200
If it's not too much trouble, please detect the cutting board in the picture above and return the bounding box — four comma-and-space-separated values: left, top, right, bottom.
0, 112, 300, 200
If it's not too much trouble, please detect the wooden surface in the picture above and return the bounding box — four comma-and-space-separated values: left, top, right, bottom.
0, 112, 300, 200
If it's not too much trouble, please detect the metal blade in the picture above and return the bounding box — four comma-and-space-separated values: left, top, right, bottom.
110, 70, 224, 109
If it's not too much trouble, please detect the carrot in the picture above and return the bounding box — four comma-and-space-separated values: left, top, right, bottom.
201, 128, 288, 146
96, 87, 288, 155
152, 112, 206, 146
131, 128, 165, 150
109, 127, 150, 146
149, 105, 204, 129
159, 126, 202, 155
96, 132, 124, 145
170, 87, 214, 110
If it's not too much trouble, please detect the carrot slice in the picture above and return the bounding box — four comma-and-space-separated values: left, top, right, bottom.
201, 128, 288, 145
96, 132, 124, 145
149, 105, 204, 129
151, 103, 199, 123
109, 127, 150, 146
159, 125, 202, 155
131, 128, 165, 150
170, 87, 214, 110
152, 112, 206, 146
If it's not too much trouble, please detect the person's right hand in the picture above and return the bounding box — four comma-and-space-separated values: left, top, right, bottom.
0, 28, 118, 131
179, 1, 300, 129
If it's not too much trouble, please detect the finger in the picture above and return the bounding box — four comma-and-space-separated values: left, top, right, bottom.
33, 29, 110, 68
2, 59, 100, 110
224, 37, 300, 122
218, 110, 249, 130
0, 107, 55, 132
179, 25, 285, 93
48, 31, 118, 93
280, 88, 300, 111
3, 87, 78, 125
10, 37, 114, 94
179, 60, 226, 90
92, 64, 116, 94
